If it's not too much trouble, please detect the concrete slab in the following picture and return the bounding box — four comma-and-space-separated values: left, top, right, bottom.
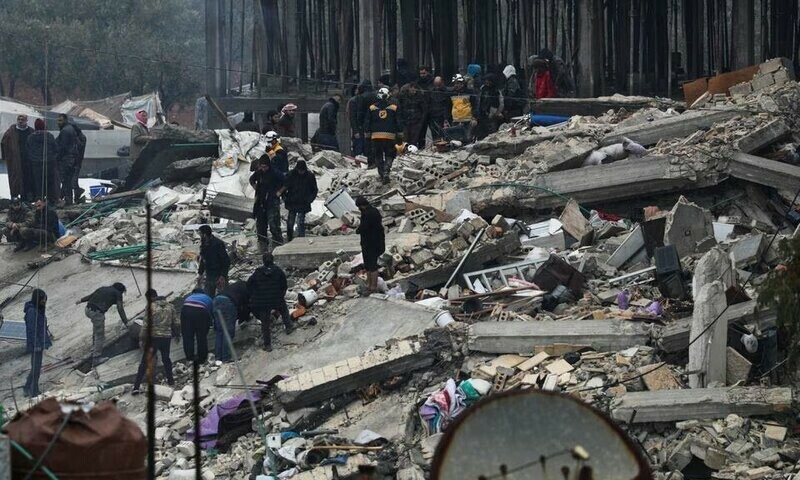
319, 391, 414, 442
273, 233, 422, 270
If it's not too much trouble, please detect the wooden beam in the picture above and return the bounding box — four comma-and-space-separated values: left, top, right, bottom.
611, 387, 792, 423
468, 319, 650, 354
728, 152, 800, 191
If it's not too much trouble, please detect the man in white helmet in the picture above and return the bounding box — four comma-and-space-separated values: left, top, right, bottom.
263, 130, 289, 174
364, 87, 404, 184
449, 74, 478, 143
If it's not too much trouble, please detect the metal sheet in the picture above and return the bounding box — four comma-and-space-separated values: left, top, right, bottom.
0, 320, 26, 341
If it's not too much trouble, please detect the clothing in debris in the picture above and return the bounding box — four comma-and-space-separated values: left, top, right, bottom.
419, 378, 490, 435
2, 123, 34, 199
26, 127, 59, 200
357, 204, 385, 272
181, 291, 212, 363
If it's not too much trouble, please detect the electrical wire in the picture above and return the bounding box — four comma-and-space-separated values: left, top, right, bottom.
577, 184, 800, 394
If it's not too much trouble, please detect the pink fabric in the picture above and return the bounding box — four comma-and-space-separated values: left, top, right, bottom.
135, 110, 148, 125
281, 103, 298, 113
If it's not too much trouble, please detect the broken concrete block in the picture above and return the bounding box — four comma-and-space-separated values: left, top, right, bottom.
276, 340, 434, 410
730, 234, 765, 269
688, 281, 728, 388
744, 466, 774, 480
397, 217, 415, 233
154, 385, 174, 402
726, 347, 752, 385
728, 81, 752, 97
545, 359, 574, 375
750, 73, 775, 92
432, 241, 453, 261
772, 68, 791, 85
693, 247, 736, 295
444, 191, 472, 215
312, 150, 345, 168
402, 167, 425, 180
664, 196, 715, 257
764, 425, 788, 442
607, 226, 645, 268
409, 249, 434, 266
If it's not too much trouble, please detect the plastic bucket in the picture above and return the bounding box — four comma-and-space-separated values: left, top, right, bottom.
298, 289, 318, 307
433, 310, 454, 327
324, 188, 358, 217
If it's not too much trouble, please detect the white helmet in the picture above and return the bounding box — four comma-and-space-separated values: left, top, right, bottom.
264, 130, 280, 143
377, 87, 390, 100
452, 74, 465, 83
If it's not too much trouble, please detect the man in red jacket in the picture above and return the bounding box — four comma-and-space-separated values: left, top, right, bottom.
531, 58, 557, 100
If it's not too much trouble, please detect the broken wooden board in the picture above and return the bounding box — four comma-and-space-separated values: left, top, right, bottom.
469, 320, 649, 354
393, 233, 521, 291
601, 109, 747, 147
276, 340, 434, 410
274, 233, 422, 270
728, 152, 800, 192
655, 300, 775, 353
611, 387, 792, 423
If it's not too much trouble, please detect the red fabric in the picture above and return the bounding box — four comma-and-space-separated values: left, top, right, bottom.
597, 211, 622, 221
535, 71, 557, 99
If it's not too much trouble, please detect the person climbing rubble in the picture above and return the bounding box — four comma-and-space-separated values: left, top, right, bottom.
4, 197, 60, 252
76, 282, 129, 367
365, 87, 404, 184
213, 280, 249, 362
132, 289, 178, 394
250, 155, 286, 252
247, 253, 296, 352
197, 224, 231, 296
355, 196, 385, 293
280, 159, 318, 241
181, 288, 213, 363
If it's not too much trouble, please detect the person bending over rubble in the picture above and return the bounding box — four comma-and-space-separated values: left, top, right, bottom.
76, 282, 129, 366
250, 156, 286, 252
132, 289, 178, 394
356, 196, 385, 293
247, 253, 296, 352
213, 280, 250, 362
280, 160, 318, 242
365, 87, 404, 184
5, 198, 60, 252
24, 288, 51, 398
181, 288, 213, 363
197, 225, 231, 296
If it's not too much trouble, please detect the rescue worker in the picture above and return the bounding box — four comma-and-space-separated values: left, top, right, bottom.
197, 225, 231, 296
264, 130, 289, 174
132, 289, 178, 394
476, 74, 504, 140
364, 87, 404, 184
449, 74, 478, 143
76, 282, 129, 367
250, 155, 285, 251
247, 253, 296, 352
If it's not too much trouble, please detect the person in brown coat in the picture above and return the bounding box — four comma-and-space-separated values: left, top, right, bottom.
1, 114, 34, 199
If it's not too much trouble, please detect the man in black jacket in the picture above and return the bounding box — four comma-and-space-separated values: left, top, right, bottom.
213, 280, 250, 362
356, 196, 385, 293
281, 160, 318, 241
6, 198, 60, 252
76, 282, 128, 366
349, 80, 376, 157
314, 95, 341, 152
428, 76, 452, 141
235, 111, 260, 133
55, 114, 84, 205
198, 225, 231, 296
247, 253, 295, 351
250, 156, 286, 252
365, 88, 404, 184
476, 74, 504, 140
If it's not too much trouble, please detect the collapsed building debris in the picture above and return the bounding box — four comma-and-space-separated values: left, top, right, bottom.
4, 57, 800, 480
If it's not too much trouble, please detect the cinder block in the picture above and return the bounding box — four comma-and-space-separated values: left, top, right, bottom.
728, 82, 752, 97
750, 73, 775, 92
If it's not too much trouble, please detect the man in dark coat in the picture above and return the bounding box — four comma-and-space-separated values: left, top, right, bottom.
476, 74, 504, 140
275, 104, 297, 137
398, 81, 429, 149
2, 114, 34, 200
23, 288, 52, 397
355, 81, 379, 164
428, 77, 452, 141
281, 160, 318, 241
235, 111, 260, 133
212, 280, 250, 362
76, 282, 129, 366
197, 224, 231, 296
364, 88, 404, 184
250, 156, 285, 252
247, 253, 295, 351
355, 196, 385, 293
56, 114, 82, 205
314, 95, 340, 152
349, 81, 373, 156
26, 119, 59, 200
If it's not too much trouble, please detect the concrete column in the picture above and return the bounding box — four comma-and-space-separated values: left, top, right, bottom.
575, 0, 604, 97
731, 0, 755, 70
688, 281, 728, 388
205, 0, 226, 96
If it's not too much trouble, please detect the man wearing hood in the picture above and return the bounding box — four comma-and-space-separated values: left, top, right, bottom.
247, 253, 296, 351
130, 110, 153, 163
23, 288, 51, 397
314, 94, 341, 151
27, 119, 59, 200
250, 156, 286, 251
2, 114, 34, 200
280, 160, 317, 241
502, 65, 525, 120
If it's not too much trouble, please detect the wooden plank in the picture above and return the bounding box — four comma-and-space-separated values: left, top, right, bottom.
273, 233, 422, 270
601, 109, 747, 147
728, 152, 800, 191
655, 300, 776, 353
734, 119, 791, 154
611, 387, 792, 423
469, 320, 650, 354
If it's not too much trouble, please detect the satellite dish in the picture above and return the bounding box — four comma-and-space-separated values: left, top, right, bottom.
432, 390, 652, 480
